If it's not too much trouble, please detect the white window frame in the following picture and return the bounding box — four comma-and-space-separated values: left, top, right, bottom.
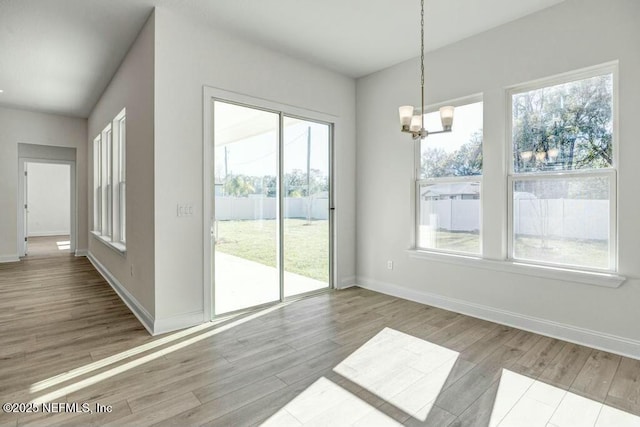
101, 124, 113, 240
415, 94, 484, 256
92, 108, 126, 253
506, 62, 618, 273
92, 135, 102, 233
113, 109, 126, 245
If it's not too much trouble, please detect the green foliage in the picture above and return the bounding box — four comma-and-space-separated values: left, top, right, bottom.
222, 170, 328, 198
512, 74, 613, 172
283, 169, 328, 197
223, 174, 255, 197
422, 131, 483, 178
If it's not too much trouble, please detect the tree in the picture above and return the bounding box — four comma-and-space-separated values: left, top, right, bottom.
449, 131, 482, 176
421, 147, 452, 178
284, 169, 328, 197
421, 131, 483, 178
512, 74, 613, 173
223, 174, 255, 197
284, 169, 306, 197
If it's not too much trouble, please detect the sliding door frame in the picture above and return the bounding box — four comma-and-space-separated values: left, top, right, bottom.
203, 86, 337, 321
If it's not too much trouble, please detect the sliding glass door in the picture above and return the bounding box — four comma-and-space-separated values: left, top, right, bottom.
283, 117, 331, 297
212, 100, 332, 315
213, 101, 280, 314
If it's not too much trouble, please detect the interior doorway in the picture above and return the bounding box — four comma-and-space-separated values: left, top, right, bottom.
23, 162, 72, 257
18, 157, 76, 258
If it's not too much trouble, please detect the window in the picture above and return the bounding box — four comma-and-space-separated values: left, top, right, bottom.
508, 68, 616, 271
92, 108, 126, 251
417, 99, 483, 255
115, 111, 126, 244
93, 135, 101, 232
102, 124, 113, 239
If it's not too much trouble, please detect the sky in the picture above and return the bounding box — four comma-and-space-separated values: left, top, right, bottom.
421, 101, 483, 153
214, 102, 329, 178
213, 100, 482, 180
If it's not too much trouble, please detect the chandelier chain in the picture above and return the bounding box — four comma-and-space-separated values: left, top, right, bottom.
420, 0, 425, 130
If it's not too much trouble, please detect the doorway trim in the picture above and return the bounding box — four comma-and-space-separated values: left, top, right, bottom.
17, 158, 77, 257
203, 86, 338, 321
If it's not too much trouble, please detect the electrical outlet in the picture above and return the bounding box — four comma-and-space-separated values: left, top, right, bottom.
130, 264, 134, 276
387, 260, 393, 270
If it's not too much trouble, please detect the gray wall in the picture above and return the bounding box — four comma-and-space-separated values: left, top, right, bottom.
356, 0, 640, 353
87, 11, 155, 317
153, 8, 357, 324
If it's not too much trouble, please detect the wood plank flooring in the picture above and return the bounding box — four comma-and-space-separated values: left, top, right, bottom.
1, 254, 639, 426
24, 235, 71, 258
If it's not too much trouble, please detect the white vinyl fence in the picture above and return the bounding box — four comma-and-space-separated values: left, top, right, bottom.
420, 198, 608, 240
215, 196, 329, 220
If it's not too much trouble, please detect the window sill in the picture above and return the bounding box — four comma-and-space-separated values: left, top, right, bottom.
407, 249, 626, 288
91, 231, 126, 256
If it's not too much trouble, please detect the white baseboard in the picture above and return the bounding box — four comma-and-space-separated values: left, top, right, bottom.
338, 276, 357, 289
75, 249, 88, 257
28, 231, 71, 237
87, 252, 154, 335
357, 276, 640, 360
154, 311, 204, 335
0, 255, 20, 263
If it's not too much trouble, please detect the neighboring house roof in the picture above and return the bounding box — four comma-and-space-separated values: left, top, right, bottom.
513, 191, 538, 200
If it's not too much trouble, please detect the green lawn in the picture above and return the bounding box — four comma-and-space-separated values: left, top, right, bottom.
514, 235, 608, 269
215, 219, 329, 282
428, 231, 481, 254
426, 230, 608, 268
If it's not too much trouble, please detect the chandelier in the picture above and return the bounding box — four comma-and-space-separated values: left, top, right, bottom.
398, 0, 454, 140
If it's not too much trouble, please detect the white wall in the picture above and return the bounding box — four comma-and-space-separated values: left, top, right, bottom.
356, 0, 640, 356
0, 107, 87, 262
27, 163, 70, 236
87, 11, 155, 318
153, 8, 357, 325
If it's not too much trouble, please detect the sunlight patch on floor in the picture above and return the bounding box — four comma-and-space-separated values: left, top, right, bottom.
29, 302, 291, 404
261, 377, 402, 426
56, 240, 71, 250
263, 328, 459, 425
489, 369, 640, 427
29, 313, 238, 393
333, 327, 459, 421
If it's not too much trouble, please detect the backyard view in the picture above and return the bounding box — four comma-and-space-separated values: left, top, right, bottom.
514, 236, 608, 268
418, 73, 614, 270
213, 100, 330, 313
420, 230, 479, 254
215, 219, 329, 283
510, 72, 614, 270
418, 101, 483, 255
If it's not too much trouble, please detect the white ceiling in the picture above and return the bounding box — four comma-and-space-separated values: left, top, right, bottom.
0, 0, 564, 118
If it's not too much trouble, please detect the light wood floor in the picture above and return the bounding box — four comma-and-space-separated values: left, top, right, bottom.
24, 235, 71, 258
1, 254, 639, 426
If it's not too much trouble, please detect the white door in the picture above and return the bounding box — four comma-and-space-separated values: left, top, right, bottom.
23, 164, 29, 255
